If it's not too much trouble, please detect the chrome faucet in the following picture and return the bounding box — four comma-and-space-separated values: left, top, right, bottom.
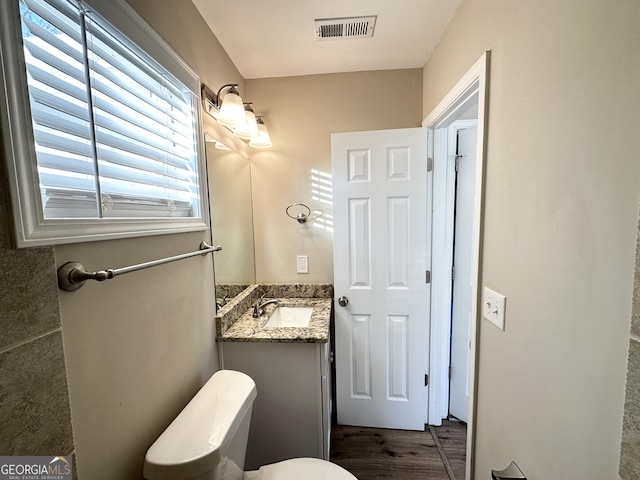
215, 295, 228, 312
252, 296, 278, 318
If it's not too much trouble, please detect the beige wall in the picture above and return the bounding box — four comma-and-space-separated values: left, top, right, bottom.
422, 0, 640, 477
246, 70, 423, 283
53, 1, 244, 478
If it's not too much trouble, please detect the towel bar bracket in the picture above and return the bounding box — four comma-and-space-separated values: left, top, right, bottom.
57, 262, 116, 292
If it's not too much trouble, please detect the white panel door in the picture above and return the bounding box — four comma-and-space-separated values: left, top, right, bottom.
332, 128, 430, 430
449, 125, 477, 423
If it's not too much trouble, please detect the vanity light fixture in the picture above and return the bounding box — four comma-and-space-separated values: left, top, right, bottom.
202, 83, 272, 148
201, 84, 246, 130
249, 117, 272, 148
233, 103, 259, 140
215, 84, 245, 129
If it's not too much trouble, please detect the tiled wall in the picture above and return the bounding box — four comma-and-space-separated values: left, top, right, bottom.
0, 175, 75, 460
620, 215, 640, 478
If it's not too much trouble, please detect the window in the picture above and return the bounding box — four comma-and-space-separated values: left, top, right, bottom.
0, 0, 208, 247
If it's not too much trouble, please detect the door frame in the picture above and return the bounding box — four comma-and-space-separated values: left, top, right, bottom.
423, 51, 490, 480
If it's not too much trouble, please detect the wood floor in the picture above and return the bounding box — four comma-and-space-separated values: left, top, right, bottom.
330, 420, 466, 480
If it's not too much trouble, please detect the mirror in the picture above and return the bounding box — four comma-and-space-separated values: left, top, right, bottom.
205, 137, 256, 306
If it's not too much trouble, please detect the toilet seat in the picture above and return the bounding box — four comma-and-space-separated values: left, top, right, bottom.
250, 458, 356, 480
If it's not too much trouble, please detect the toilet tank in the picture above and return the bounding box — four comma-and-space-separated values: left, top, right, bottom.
143, 370, 257, 480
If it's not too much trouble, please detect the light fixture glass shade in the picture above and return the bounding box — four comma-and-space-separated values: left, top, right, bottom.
217, 90, 245, 129
234, 109, 258, 140
249, 120, 272, 148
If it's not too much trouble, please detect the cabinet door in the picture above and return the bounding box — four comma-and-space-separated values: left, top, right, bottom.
221, 342, 325, 469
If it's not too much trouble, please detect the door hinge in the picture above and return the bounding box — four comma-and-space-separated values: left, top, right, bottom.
424, 374, 429, 386
452, 265, 455, 280
455, 155, 461, 172
425, 270, 431, 284
448, 366, 452, 379
427, 157, 433, 172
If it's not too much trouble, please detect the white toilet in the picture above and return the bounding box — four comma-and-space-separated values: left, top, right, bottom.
143, 370, 357, 480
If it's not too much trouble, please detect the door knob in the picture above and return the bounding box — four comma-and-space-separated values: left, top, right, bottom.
338, 296, 349, 307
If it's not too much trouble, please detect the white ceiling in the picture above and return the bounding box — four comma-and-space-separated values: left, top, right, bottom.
190, 0, 463, 79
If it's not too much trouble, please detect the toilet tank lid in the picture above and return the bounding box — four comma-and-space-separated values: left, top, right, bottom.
143, 370, 257, 480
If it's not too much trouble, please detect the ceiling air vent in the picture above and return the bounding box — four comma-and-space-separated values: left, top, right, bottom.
314, 16, 377, 40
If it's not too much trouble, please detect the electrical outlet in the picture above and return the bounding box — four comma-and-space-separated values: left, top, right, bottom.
296, 255, 309, 274
483, 287, 506, 330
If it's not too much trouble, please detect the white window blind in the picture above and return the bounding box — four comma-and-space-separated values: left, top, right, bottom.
20, 0, 200, 220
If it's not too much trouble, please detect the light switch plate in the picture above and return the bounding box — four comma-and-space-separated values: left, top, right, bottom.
296, 255, 309, 274
483, 287, 506, 330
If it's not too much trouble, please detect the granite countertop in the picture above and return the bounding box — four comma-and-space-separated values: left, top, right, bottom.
218, 297, 331, 343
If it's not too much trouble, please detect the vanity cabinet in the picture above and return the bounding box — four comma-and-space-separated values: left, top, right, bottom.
220, 340, 331, 470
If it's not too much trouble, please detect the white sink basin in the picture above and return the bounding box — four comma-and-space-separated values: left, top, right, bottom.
264, 306, 313, 328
